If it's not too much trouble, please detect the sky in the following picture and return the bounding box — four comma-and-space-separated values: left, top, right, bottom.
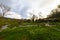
0, 0, 60, 19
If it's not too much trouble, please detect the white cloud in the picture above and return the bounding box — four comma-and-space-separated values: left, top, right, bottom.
4, 11, 22, 19
1, 0, 60, 19
27, 0, 60, 18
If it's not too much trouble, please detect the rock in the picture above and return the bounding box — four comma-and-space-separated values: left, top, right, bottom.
0, 25, 8, 32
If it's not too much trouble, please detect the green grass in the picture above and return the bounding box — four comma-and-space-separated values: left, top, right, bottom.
0, 26, 60, 40
0, 17, 60, 40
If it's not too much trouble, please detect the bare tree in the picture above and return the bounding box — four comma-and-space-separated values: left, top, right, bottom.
0, 3, 10, 17
38, 12, 42, 19
30, 13, 38, 22
31, 14, 36, 22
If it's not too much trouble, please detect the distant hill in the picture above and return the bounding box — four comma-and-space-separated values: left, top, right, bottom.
0, 17, 21, 27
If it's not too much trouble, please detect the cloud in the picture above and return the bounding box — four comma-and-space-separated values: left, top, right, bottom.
27, 0, 60, 18
0, 0, 60, 19
4, 11, 22, 19
10, 0, 30, 18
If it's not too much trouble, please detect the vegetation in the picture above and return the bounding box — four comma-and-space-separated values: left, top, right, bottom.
0, 24, 60, 40
0, 17, 60, 40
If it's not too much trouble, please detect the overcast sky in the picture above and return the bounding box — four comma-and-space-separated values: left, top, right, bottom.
0, 0, 60, 19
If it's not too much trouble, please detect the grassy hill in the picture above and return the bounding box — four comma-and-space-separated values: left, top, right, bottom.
0, 17, 20, 28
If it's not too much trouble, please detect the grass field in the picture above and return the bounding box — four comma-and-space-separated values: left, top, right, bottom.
0, 25, 60, 40
0, 17, 60, 40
